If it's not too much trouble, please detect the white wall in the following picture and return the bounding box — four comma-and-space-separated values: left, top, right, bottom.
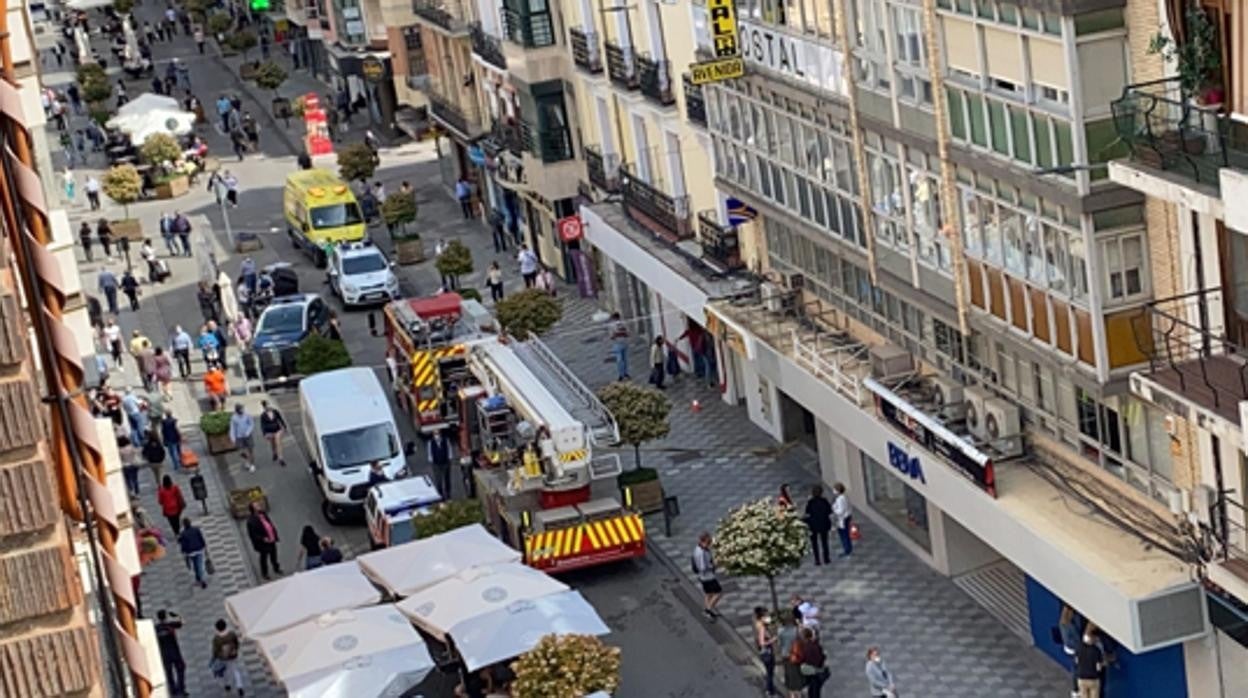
1183, 630, 1248, 698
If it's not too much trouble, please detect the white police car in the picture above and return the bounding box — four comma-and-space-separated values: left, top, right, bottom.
327, 241, 400, 307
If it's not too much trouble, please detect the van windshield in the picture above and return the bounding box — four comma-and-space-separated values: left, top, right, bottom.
311, 202, 363, 229
322, 424, 398, 469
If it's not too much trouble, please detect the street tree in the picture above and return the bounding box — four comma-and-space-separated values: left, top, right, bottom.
337, 142, 378, 183
206, 11, 232, 37
495, 289, 562, 337
184, 0, 213, 20
113, 0, 135, 15
139, 132, 182, 169
511, 634, 621, 698
76, 63, 111, 105
714, 497, 808, 612
434, 240, 473, 289
101, 164, 142, 219
253, 61, 288, 94
225, 30, 258, 61
295, 334, 352, 375
381, 192, 418, 236
595, 382, 670, 469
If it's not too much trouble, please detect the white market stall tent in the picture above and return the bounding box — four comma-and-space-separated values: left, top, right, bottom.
255, 605, 435, 698
397, 562, 569, 640
106, 93, 196, 145
356, 524, 521, 597
449, 590, 611, 672
225, 560, 383, 638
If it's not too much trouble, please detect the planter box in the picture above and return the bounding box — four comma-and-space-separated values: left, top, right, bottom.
394, 237, 425, 265
154, 174, 190, 199
229, 487, 268, 519
205, 431, 235, 454
240, 63, 258, 80
111, 218, 143, 241
235, 231, 263, 253
623, 478, 664, 514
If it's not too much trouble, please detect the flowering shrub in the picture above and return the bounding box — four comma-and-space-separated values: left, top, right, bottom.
510, 634, 620, 698
714, 497, 808, 610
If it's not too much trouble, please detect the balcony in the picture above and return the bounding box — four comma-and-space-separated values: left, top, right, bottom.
684, 74, 706, 127
1111, 78, 1248, 191
427, 90, 484, 139
484, 118, 524, 156
411, 0, 469, 34
502, 5, 555, 48
605, 40, 637, 90
584, 144, 619, 192
620, 164, 691, 241
520, 119, 573, 163
697, 211, 742, 270
637, 53, 674, 106
470, 22, 507, 70
570, 27, 602, 74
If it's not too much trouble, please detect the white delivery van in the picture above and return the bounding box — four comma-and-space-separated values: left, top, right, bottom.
299, 367, 411, 522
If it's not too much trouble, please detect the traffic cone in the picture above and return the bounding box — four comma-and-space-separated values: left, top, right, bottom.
691, 399, 702, 413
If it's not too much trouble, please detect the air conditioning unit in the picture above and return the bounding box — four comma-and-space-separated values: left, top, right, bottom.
761, 280, 784, 313
929, 374, 966, 420
869, 344, 912, 380
982, 398, 1021, 440
964, 385, 993, 441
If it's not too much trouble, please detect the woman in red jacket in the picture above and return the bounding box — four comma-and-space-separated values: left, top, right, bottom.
157, 475, 186, 536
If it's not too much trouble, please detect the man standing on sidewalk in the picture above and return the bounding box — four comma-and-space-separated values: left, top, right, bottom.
259, 400, 288, 466
608, 312, 630, 381
517, 244, 538, 288
84, 174, 100, 210
230, 403, 256, 472
245, 502, 282, 580
455, 176, 473, 219
427, 428, 455, 499
804, 485, 833, 565
98, 267, 119, 314
693, 532, 723, 620
155, 610, 188, 696
171, 325, 193, 378
173, 211, 192, 256
161, 412, 183, 471
176, 519, 208, 589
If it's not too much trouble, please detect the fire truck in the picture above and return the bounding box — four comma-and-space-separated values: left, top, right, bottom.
457, 334, 646, 573
383, 293, 490, 433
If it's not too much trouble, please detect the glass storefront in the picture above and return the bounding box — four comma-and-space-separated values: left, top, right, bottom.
861, 452, 931, 551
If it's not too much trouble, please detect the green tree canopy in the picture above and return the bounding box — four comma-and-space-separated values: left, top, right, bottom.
139, 133, 182, 168
495, 289, 562, 337
511, 634, 621, 698
77, 63, 111, 104
253, 61, 288, 93
412, 499, 484, 538
206, 10, 232, 35
113, 0, 135, 15
295, 335, 352, 375
714, 497, 808, 611
337, 142, 378, 183
434, 240, 473, 281
596, 382, 670, 469
184, 0, 213, 20
381, 192, 418, 234
101, 164, 142, 218
225, 30, 258, 59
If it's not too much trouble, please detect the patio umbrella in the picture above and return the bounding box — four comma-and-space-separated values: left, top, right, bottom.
397, 562, 568, 640
107, 94, 195, 145
116, 93, 181, 118
356, 524, 520, 597
256, 605, 435, 698
448, 590, 610, 672
225, 560, 382, 638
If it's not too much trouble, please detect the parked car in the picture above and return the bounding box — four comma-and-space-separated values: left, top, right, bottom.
246, 293, 331, 384
327, 241, 400, 307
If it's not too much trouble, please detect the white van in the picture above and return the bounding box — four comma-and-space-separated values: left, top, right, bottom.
299, 367, 410, 522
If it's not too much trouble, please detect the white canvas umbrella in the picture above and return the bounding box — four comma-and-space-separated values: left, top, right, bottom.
256, 605, 435, 698
225, 561, 382, 638
65, 0, 113, 9
107, 94, 195, 145
115, 93, 181, 118
449, 590, 610, 672
397, 562, 568, 640
357, 524, 521, 597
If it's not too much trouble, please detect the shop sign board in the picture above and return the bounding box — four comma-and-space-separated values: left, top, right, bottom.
886, 442, 926, 483
690, 58, 744, 85
736, 20, 847, 97
688, 0, 742, 85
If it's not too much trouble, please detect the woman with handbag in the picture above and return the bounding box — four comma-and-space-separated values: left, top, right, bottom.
798, 627, 829, 698
779, 614, 805, 698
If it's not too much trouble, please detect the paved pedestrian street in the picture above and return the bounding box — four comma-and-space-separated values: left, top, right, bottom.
42, 3, 1069, 696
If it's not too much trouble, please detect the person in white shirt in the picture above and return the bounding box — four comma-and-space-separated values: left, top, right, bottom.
516, 245, 538, 287
692, 532, 723, 620
832, 482, 854, 557
229, 403, 256, 472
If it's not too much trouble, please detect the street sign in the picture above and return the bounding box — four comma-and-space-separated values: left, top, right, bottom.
557, 215, 583, 243
690, 57, 745, 85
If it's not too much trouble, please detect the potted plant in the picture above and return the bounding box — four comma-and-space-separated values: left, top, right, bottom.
382, 192, 423, 263
434, 240, 473, 289
511, 634, 621, 697
597, 382, 670, 513
494, 289, 562, 337
412, 499, 484, 538
337, 142, 378, 184
140, 133, 190, 199
295, 334, 352, 375
227, 30, 259, 67
1149, 3, 1223, 105
456, 288, 483, 302
253, 61, 291, 125
200, 411, 235, 454
101, 164, 143, 240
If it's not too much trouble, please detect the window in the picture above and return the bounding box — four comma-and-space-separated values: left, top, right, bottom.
1102, 234, 1146, 300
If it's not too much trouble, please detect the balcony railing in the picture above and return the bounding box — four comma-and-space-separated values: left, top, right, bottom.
412, 0, 468, 33
1111, 78, 1248, 188
621, 164, 691, 240
684, 73, 706, 127
605, 40, 638, 90
428, 91, 479, 137
570, 27, 602, 74
637, 53, 674, 106
502, 6, 556, 48
484, 118, 524, 156
520, 120, 574, 162
470, 22, 507, 70
697, 210, 742, 270
584, 144, 619, 192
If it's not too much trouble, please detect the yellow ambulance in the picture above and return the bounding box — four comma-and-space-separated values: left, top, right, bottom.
283, 168, 366, 267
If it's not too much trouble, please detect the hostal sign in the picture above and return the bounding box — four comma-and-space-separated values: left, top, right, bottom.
736, 20, 847, 97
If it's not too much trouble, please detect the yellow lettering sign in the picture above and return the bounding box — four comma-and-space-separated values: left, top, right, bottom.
706, 0, 739, 59
689, 58, 745, 85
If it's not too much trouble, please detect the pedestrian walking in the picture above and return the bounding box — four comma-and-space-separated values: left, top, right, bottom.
608, 312, 630, 380
649, 336, 666, 389
777, 483, 794, 510
141, 238, 159, 281
534, 265, 556, 297
119, 433, 140, 496
197, 323, 221, 366
103, 317, 123, 366
173, 212, 192, 256
210, 619, 246, 696
98, 268, 120, 315
153, 347, 174, 399
326, 312, 343, 342
176, 517, 208, 590
242, 113, 259, 152
832, 482, 853, 557
120, 269, 140, 311
517, 244, 538, 287
155, 610, 188, 696
203, 364, 228, 411
232, 313, 252, 350
798, 628, 828, 698
85, 174, 100, 210
230, 403, 256, 472
296, 525, 323, 570
97, 218, 113, 259
428, 429, 454, 499
455, 176, 474, 218
159, 212, 178, 255
161, 412, 184, 471
62, 168, 75, 201
230, 128, 247, 161
245, 502, 282, 580
223, 170, 240, 206
121, 385, 148, 446
491, 214, 508, 253
259, 400, 287, 466
692, 532, 722, 619
171, 326, 193, 378
143, 426, 166, 475
216, 94, 231, 131
79, 221, 94, 262
157, 475, 186, 536
486, 261, 504, 302
865, 646, 897, 698
755, 607, 779, 697
804, 485, 833, 565
194, 27, 205, 53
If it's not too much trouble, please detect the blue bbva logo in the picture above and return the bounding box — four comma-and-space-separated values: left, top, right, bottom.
887, 443, 926, 484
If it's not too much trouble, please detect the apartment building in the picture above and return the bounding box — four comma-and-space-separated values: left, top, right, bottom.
566, 0, 1248, 695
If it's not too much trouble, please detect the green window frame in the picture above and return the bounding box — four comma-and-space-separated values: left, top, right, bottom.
1009, 106, 1031, 163
947, 88, 967, 139
1034, 117, 1054, 167
967, 94, 987, 147
987, 100, 1008, 155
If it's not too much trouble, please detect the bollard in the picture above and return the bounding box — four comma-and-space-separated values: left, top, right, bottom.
368, 311, 377, 336
663, 495, 680, 538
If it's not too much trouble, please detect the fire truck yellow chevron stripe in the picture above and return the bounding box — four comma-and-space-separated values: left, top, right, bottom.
599, 520, 620, 546
557, 449, 587, 463
563, 527, 580, 557
582, 522, 601, 550
524, 533, 536, 559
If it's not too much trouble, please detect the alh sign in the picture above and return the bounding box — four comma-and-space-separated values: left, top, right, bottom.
689, 0, 744, 85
